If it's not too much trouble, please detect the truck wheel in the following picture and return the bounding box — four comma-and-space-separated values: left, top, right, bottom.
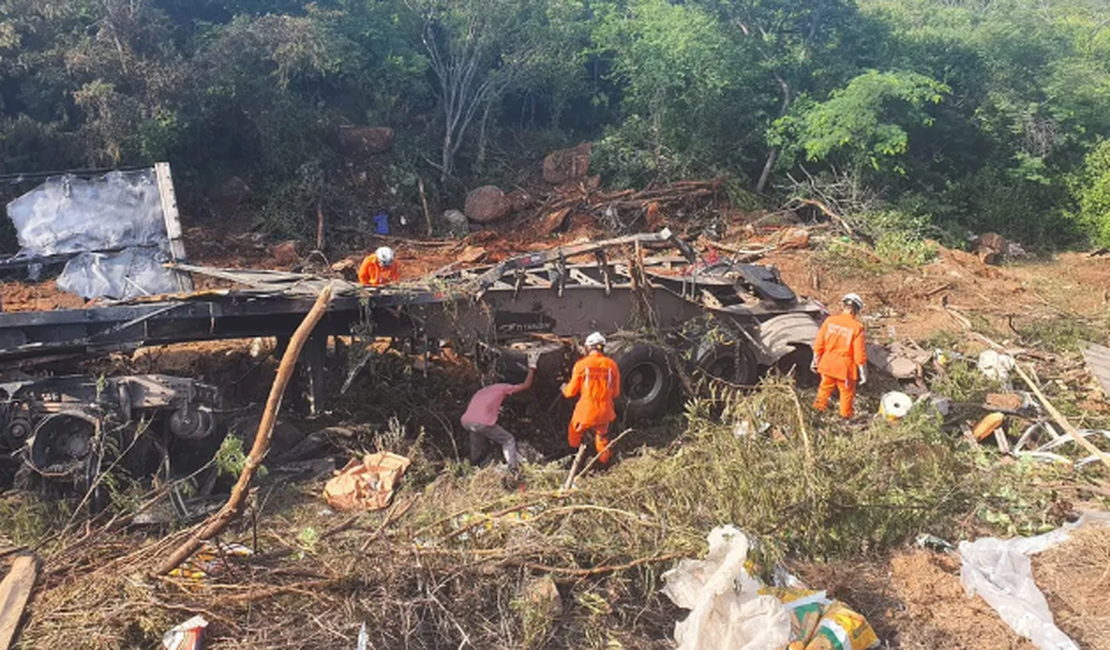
695, 342, 759, 386
613, 343, 673, 421
777, 345, 819, 388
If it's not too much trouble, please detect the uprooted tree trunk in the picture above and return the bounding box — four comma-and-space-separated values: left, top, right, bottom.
155, 285, 334, 576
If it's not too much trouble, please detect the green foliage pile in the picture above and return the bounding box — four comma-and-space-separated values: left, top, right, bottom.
1, 0, 1110, 247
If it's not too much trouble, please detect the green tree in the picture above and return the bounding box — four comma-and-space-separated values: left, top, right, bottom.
591, 0, 767, 187
779, 70, 948, 176
1070, 139, 1110, 246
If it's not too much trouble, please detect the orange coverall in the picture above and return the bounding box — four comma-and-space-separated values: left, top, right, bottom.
812, 312, 867, 418
358, 254, 400, 286
562, 350, 621, 463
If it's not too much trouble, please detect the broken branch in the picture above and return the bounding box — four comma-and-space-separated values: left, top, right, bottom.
155, 285, 334, 576
1013, 362, 1110, 470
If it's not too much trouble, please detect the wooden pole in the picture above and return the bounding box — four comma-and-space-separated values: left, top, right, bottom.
1013, 362, 1110, 470
418, 178, 433, 237
155, 285, 334, 576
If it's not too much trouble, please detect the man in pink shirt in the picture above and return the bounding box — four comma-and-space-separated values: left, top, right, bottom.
461, 351, 539, 472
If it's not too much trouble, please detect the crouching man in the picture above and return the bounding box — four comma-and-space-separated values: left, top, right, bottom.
460, 351, 539, 472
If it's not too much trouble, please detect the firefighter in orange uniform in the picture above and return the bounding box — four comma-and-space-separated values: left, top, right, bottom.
562, 332, 621, 464
812, 293, 868, 418
358, 246, 400, 286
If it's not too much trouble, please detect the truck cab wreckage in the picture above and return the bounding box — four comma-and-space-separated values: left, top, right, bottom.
0, 165, 824, 502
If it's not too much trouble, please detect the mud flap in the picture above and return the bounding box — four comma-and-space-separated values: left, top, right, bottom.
752, 313, 821, 366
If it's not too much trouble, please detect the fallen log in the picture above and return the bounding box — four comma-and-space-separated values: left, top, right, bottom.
155, 285, 334, 576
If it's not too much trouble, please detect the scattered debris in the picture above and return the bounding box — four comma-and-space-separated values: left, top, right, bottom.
975, 232, 1008, 265
772, 226, 812, 251
161, 615, 208, 650
867, 341, 932, 380
168, 542, 253, 581
662, 526, 879, 650
1012, 361, 1110, 470
323, 452, 412, 511
985, 392, 1028, 412
540, 207, 572, 235
156, 285, 334, 576
978, 349, 1016, 383
456, 245, 487, 264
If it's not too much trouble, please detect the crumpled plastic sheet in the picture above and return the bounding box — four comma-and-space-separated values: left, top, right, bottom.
57, 248, 179, 300
959, 512, 1110, 650
8, 170, 167, 255
662, 526, 879, 650
662, 526, 792, 650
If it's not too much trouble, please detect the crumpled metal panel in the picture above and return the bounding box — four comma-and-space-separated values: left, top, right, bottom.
8, 170, 167, 256
6, 169, 179, 299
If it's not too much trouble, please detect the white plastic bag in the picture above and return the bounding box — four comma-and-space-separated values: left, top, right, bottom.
958, 513, 1110, 650
959, 538, 1078, 650
661, 525, 791, 650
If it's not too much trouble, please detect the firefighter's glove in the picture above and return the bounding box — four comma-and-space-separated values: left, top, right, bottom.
858, 365, 868, 386
527, 351, 540, 370
810, 355, 820, 372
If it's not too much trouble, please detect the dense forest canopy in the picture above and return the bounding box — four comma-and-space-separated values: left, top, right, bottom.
1, 0, 1109, 248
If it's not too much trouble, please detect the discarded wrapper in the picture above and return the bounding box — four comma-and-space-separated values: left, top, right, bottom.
162, 615, 208, 650
323, 451, 411, 511
168, 541, 253, 581
762, 588, 879, 650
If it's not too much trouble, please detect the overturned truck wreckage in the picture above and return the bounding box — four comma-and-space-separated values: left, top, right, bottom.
0, 374, 220, 506
0, 224, 823, 498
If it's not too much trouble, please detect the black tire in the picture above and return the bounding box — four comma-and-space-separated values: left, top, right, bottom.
695, 341, 759, 386
776, 345, 819, 388
613, 343, 674, 421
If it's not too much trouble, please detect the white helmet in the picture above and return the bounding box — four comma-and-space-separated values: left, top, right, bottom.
375, 246, 395, 267
585, 332, 606, 348
842, 293, 864, 311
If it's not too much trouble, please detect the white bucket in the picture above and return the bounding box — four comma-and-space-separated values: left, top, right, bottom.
879, 391, 913, 421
